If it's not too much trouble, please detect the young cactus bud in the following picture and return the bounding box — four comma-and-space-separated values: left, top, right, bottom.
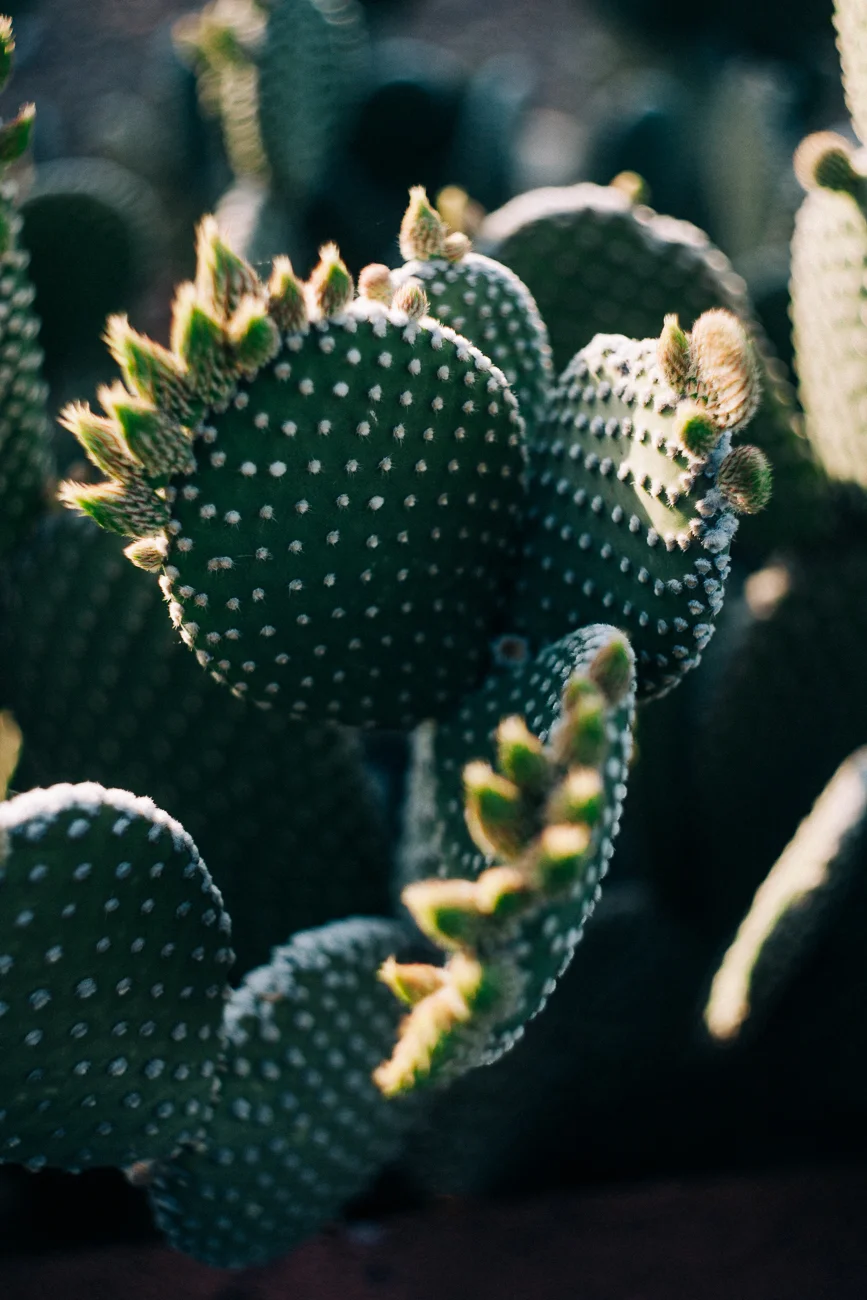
689, 309, 760, 431
227, 295, 280, 375
675, 399, 721, 458
59, 402, 140, 480
495, 715, 549, 795
0, 710, 21, 802
104, 315, 194, 422
267, 256, 308, 333
399, 185, 447, 261
463, 760, 529, 861
58, 476, 170, 538
124, 535, 168, 571
546, 767, 604, 827
554, 678, 607, 767
793, 131, 863, 195
391, 277, 428, 321
170, 282, 233, 407
0, 102, 34, 164
0, 17, 14, 92
588, 635, 633, 707
718, 445, 773, 514
357, 263, 393, 305
378, 957, 449, 1007
657, 314, 692, 392
403, 868, 526, 949
99, 384, 195, 479
444, 231, 472, 263
530, 823, 592, 891
609, 170, 649, 205
195, 214, 259, 319
307, 242, 353, 319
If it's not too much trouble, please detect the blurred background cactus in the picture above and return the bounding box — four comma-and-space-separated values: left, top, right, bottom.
0, 0, 866, 1288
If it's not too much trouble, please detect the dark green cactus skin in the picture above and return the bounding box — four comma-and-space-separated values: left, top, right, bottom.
150, 917, 413, 1268
19, 158, 162, 373
0, 512, 392, 975
478, 182, 823, 552
397, 625, 635, 1064
514, 335, 735, 699
163, 304, 525, 727
0, 183, 52, 557
0, 782, 232, 1172
393, 251, 553, 439
791, 185, 867, 493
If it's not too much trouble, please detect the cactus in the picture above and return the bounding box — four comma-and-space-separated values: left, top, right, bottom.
149, 917, 413, 1267
377, 625, 635, 1095
0, 782, 233, 1172
175, 0, 367, 201
478, 180, 821, 552
705, 748, 867, 1044
0, 18, 52, 557
513, 317, 767, 698
57, 217, 526, 728
0, 512, 392, 975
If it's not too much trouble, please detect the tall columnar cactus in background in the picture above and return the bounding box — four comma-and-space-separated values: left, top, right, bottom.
175, 0, 367, 200
0, 19, 52, 557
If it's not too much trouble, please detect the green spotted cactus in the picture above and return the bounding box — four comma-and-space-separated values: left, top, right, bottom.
58, 217, 526, 728
0, 779, 413, 1265
376, 627, 635, 1095
0, 19, 52, 557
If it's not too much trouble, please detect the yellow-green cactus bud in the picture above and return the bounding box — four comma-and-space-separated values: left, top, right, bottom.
674, 399, 722, 457
306, 242, 353, 319
357, 263, 393, 304
399, 186, 447, 261
689, 309, 761, 431
718, 445, 773, 514
657, 313, 692, 392
588, 636, 634, 707
124, 535, 169, 571
226, 294, 280, 375
495, 715, 549, 794
463, 761, 529, 861
266, 256, 307, 333
546, 768, 604, 827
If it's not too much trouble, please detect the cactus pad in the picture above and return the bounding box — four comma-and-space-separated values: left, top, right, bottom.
150, 917, 412, 1268
0, 512, 392, 975
59, 221, 526, 728
393, 188, 553, 438
0, 783, 232, 1172
514, 317, 765, 698
378, 624, 635, 1094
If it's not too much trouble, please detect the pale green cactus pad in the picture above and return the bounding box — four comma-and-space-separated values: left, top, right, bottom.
478, 180, 821, 551
150, 917, 414, 1268
377, 624, 635, 1095
514, 314, 769, 698
0, 782, 233, 1172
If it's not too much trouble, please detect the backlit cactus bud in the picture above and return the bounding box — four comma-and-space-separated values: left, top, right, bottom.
530, 822, 592, 890
399, 185, 447, 261
357, 263, 393, 303
379, 957, 450, 1006
267, 256, 308, 333
195, 214, 259, 318
306, 241, 353, 318
104, 315, 194, 423
0, 101, 34, 164
545, 768, 604, 827
658, 313, 692, 392
718, 444, 773, 514
444, 231, 472, 262
689, 308, 761, 431
495, 715, 548, 794
0, 16, 14, 92
226, 294, 280, 374
793, 131, 863, 194
463, 761, 529, 861
124, 534, 169, 571
675, 400, 722, 457
170, 282, 233, 407
555, 679, 607, 767
588, 635, 633, 707
59, 402, 140, 480
391, 277, 428, 320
